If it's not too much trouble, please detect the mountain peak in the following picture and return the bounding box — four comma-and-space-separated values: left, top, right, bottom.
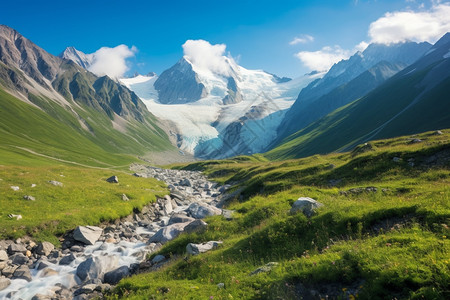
59, 46, 93, 69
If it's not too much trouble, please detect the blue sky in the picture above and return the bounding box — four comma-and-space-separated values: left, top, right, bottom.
3, 0, 449, 78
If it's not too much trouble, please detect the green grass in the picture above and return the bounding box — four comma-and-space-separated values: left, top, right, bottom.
112, 130, 450, 299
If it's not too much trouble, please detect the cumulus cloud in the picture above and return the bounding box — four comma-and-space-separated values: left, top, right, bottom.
88, 45, 137, 79
289, 34, 314, 45
182, 39, 234, 76
295, 46, 351, 72
369, 3, 450, 44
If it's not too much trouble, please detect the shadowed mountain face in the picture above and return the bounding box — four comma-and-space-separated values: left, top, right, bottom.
0, 24, 173, 156
266, 33, 450, 160
276, 41, 432, 143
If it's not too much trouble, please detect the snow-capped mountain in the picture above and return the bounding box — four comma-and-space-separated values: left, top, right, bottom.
59, 46, 93, 69
276, 41, 432, 142
120, 57, 322, 158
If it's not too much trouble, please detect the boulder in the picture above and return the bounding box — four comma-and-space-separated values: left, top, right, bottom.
76, 256, 119, 282
0, 278, 10, 291
106, 176, 119, 183
74, 283, 96, 296
11, 253, 29, 265
168, 213, 195, 225
59, 253, 76, 265
121, 194, 129, 201
184, 220, 208, 234
1, 265, 18, 277
7, 243, 27, 255
13, 265, 32, 281
149, 222, 189, 244
0, 250, 8, 261
290, 197, 323, 217
187, 202, 222, 219
103, 266, 130, 285
35, 241, 55, 256
162, 195, 173, 215
151, 254, 166, 264
186, 241, 222, 255
73, 226, 103, 245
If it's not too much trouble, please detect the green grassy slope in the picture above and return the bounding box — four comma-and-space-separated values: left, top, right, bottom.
112, 130, 449, 299
265, 61, 450, 160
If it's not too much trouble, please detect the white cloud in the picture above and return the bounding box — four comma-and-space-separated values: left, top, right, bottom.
182, 39, 234, 76
354, 41, 369, 52
289, 34, 314, 45
88, 45, 137, 79
295, 46, 351, 72
369, 3, 450, 44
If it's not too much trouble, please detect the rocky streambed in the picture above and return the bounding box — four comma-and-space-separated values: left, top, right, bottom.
0, 164, 231, 300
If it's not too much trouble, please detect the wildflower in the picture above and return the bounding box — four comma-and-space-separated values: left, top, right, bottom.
210, 297, 214, 299
385, 243, 392, 247
313, 262, 317, 266
332, 261, 335, 265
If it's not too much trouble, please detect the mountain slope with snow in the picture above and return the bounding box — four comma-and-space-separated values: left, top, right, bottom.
120, 57, 322, 158
59, 46, 93, 69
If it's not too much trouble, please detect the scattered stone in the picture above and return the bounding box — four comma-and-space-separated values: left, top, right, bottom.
0, 278, 11, 291
149, 222, 189, 243
74, 283, 97, 296
168, 213, 195, 225
25, 250, 32, 257
217, 283, 225, 289
31, 294, 52, 300
23, 195, 35, 201
76, 256, 119, 282
409, 138, 422, 144
121, 194, 129, 201
70, 245, 84, 252
290, 197, 323, 217
106, 176, 119, 183
187, 202, 222, 219
0, 250, 8, 261
105, 238, 116, 243
11, 253, 29, 265
392, 157, 401, 162
434, 130, 443, 135
222, 209, 234, 220
162, 195, 173, 215
13, 265, 32, 281
36, 241, 55, 256
1, 265, 18, 277
41, 268, 59, 277
184, 219, 208, 234
10, 186, 19, 191
186, 241, 222, 255
103, 266, 130, 285
339, 186, 378, 196
48, 180, 63, 187
73, 226, 103, 245
7, 214, 22, 220
59, 253, 76, 265
151, 254, 166, 264
250, 262, 279, 276
37, 261, 50, 270
7, 243, 27, 255
31, 184, 37, 188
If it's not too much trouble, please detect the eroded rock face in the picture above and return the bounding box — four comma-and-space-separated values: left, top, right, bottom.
290, 197, 323, 217
73, 226, 103, 245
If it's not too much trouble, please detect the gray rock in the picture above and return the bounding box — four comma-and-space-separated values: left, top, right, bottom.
151, 254, 166, 264
0, 250, 8, 261
187, 202, 222, 219
11, 253, 29, 265
250, 262, 279, 276
290, 197, 323, 217
74, 283, 96, 296
10, 186, 19, 191
13, 265, 32, 281
7, 243, 27, 255
59, 253, 76, 265
217, 282, 225, 289
121, 194, 129, 201
162, 195, 173, 215
76, 256, 119, 282
222, 209, 234, 220
35, 241, 55, 256
168, 213, 195, 225
186, 241, 222, 255
0, 277, 11, 291
23, 195, 35, 201
48, 180, 63, 187
70, 245, 84, 252
103, 266, 130, 285
106, 176, 118, 183
184, 219, 208, 234
392, 157, 401, 162
0, 261, 7, 270
149, 222, 189, 244
73, 226, 103, 245
1, 265, 18, 277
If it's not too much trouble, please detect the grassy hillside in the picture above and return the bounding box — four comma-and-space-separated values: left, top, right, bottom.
266, 60, 450, 161
112, 130, 449, 299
